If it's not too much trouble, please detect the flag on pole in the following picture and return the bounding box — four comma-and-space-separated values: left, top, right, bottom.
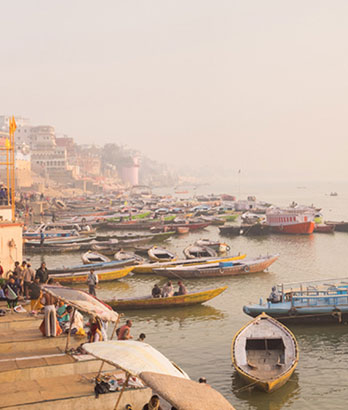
9, 116, 16, 136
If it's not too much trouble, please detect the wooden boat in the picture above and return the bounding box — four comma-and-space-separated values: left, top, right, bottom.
107, 286, 227, 310
115, 250, 145, 265
24, 235, 95, 247
176, 226, 190, 234
134, 245, 153, 256
81, 251, 110, 264
243, 277, 348, 323
148, 246, 176, 262
219, 225, 241, 236
50, 266, 134, 285
183, 245, 217, 259
231, 313, 299, 392
90, 243, 120, 256
194, 239, 230, 253
314, 224, 335, 233
152, 254, 278, 279
48, 258, 135, 275
132, 254, 247, 274
325, 221, 348, 232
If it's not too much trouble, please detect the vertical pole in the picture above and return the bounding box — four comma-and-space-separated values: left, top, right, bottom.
6, 146, 10, 206
114, 372, 130, 410
111, 315, 121, 340
11, 129, 15, 222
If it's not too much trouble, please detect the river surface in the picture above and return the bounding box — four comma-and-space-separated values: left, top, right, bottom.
26, 181, 348, 410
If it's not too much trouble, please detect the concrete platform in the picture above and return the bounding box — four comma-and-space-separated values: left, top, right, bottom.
0, 354, 115, 383
0, 326, 86, 354
0, 371, 152, 409
0, 312, 42, 331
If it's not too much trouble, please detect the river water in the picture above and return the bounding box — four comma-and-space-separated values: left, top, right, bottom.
26, 181, 348, 410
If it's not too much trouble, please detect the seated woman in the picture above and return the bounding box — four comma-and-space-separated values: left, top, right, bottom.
56, 301, 69, 326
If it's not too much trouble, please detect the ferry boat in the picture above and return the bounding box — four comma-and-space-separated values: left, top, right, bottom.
243, 277, 348, 323
266, 208, 315, 234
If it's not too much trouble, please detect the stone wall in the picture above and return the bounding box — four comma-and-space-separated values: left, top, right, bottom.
0, 223, 23, 276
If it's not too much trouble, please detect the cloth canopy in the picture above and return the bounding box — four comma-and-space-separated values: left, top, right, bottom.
42, 285, 118, 322
83, 341, 189, 379
140, 372, 235, 410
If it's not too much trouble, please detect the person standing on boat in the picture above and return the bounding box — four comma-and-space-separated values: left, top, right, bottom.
87, 269, 98, 297
40, 229, 45, 247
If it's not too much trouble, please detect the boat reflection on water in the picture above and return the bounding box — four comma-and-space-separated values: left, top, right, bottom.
120, 304, 225, 325
231, 370, 299, 410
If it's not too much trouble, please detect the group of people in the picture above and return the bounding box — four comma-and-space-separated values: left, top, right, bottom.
0, 260, 49, 310
151, 281, 187, 298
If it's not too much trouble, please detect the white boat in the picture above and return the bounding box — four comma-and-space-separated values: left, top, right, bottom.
81, 251, 110, 264
148, 246, 176, 262
183, 245, 217, 259
114, 250, 145, 265
231, 313, 299, 392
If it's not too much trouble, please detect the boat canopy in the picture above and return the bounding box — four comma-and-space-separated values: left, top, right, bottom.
42, 285, 118, 322
83, 341, 189, 379
141, 372, 235, 410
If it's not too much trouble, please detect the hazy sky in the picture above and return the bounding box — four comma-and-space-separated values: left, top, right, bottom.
1, 1, 347, 182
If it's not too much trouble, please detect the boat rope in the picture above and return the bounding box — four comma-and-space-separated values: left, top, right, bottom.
234, 381, 259, 393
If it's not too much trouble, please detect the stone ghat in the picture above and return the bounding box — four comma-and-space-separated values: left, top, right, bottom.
0, 311, 152, 409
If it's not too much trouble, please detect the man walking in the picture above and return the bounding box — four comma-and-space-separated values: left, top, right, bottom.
87, 269, 98, 296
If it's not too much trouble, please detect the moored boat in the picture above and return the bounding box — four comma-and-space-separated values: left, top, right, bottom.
314, 224, 335, 233
106, 286, 227, 310
325, 221, 348, 232
50, 266, 134, 285
148, 246, 176, 262
132, 253, 247, 274
194, 239, 230, 253
243, 277, 348, 323
115, 250, 145, 264
183, 245, 217, 259
231, 313, 299, 392
81, 251, 110, 264
48, 258, 136, 275
266, 208, 314, 234
152, 254, 278, 279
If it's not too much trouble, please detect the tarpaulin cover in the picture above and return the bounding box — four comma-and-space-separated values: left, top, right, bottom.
42, 285, 118, 322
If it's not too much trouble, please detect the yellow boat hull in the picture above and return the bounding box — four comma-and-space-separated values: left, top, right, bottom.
231, 313, 299, 393
133, 254, 246, 274
51, 266, 133, 285
107, 286, 227, 310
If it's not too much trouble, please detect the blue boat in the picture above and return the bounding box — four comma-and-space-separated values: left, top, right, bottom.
243, 278, 348, 324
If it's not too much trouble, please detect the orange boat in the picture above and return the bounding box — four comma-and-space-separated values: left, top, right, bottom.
266, 209, 315, 235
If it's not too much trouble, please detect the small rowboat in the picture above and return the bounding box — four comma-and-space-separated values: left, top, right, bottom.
115, 250, 145, 265
106, 286, 227, 310
183, 245, 217, 259
231, 313, 299, 392
194, 239, 230, 253
153, 254, 278, 279
81, 251, 110, 264
148, 246, 176, 262
50, 266, 134, 285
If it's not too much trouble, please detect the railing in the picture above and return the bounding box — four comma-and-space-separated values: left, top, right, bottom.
289, 292, 348, 308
